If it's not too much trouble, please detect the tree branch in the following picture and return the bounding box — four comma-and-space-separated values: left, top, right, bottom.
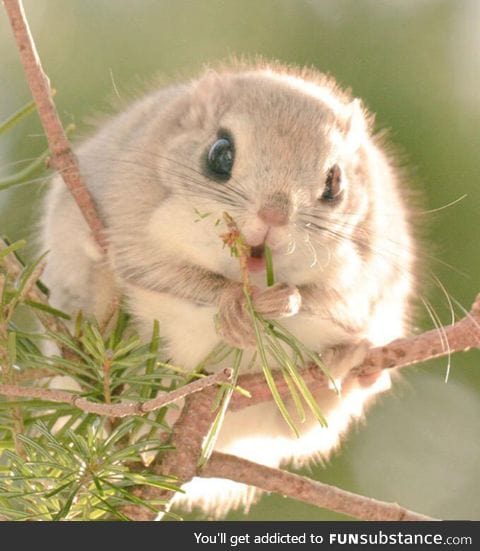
122, 387, 220, 520
3, 291, 476, 520
4, 0, 478, 522
122, 294, 480, 520
202, 452, 436, 521
0, 369, 230, 418
230, 293, 480, 411
2, 0, 107, 253
4, 292, 478, 416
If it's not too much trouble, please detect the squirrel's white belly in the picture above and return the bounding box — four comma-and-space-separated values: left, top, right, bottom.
128, 284, 351, 371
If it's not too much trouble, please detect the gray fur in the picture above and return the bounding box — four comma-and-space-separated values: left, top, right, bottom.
42, 62, 417, 516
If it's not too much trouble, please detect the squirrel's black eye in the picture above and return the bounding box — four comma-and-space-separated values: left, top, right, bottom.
320, 164, 343, 202
207, 137, 234, 179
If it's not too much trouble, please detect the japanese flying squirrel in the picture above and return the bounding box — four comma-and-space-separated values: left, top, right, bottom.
41, 61, 417, 517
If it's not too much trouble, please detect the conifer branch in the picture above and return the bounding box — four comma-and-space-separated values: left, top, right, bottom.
0, 240, 69, 337
3, 0, 478, 523
122, 294, 480, 521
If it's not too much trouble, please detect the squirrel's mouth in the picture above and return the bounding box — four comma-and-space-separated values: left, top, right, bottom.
247, 243, 266, 272
250, 244, 265, 259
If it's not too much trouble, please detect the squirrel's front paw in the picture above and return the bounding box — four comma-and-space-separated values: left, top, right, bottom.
216, 283, 302, 349
252, 283, 301, 318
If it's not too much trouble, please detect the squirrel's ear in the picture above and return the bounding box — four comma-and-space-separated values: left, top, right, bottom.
342, 98, 371, 152
180, 70, 229, 129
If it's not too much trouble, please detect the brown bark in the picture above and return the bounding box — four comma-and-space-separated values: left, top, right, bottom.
3, 0, 107, 253
0, 370, 230, 418
203, 452, 436, 521
4, 0, 479, 523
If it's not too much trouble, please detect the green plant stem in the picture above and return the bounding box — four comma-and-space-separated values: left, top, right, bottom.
0, 99, 36, 135
265, 245, 275, 287
0, 150, 49, 190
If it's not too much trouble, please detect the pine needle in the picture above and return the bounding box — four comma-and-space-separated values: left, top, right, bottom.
217, 212, 335, 436
198, 349, 243, 467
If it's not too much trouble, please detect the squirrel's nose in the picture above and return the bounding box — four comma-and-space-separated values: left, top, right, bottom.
258, 192, 290, 226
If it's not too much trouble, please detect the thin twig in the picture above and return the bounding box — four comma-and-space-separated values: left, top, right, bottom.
2, 0, 107, 253
221, 212, 252, 294
0, 369, 231, 417
0, 239, 71, 338
353, 292, 480, 375
202, 452, 436, 521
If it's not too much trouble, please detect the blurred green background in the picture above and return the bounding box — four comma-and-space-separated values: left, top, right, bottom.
1, 0, 479, 520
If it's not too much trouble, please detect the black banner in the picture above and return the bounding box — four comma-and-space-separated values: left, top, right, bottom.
0, 521, 478, 550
